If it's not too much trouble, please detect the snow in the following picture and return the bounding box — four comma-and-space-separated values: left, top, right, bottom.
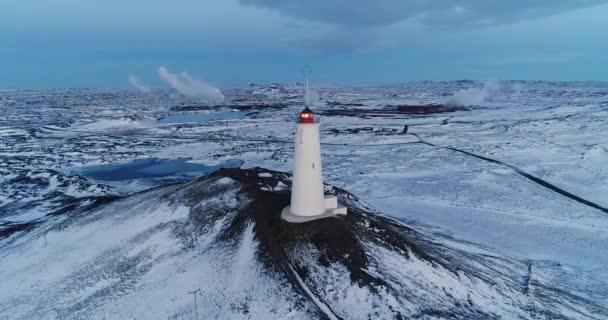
230, 222, 258, 290
1, 81, 607, 318
0, 179, 313, 319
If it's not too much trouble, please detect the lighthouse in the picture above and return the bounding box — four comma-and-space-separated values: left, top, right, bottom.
281, 69, 347, 223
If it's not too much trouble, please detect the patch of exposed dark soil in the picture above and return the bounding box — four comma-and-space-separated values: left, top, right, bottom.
393, 104, 468, 114
327, 101, 366, 107
212, 167, 458, 289
207, 167, 507, 319
231, 102, 288, 111
327, 127, 400, 135
322, 104, 468, 118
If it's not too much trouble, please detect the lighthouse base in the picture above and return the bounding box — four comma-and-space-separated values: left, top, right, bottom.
281, 196, 347, 223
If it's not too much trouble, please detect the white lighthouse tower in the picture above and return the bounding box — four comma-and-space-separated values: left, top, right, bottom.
281, 68, 347, 223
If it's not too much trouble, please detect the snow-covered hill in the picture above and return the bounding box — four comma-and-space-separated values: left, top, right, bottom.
1, 168, 606, 319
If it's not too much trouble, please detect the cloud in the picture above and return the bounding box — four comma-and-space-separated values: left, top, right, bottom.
288, 26, 385, 54
157, 66, 225, 103
239, 0, 607, 28
128, 74, 151, 93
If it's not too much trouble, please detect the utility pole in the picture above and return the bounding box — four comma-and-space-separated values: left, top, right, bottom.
188, 289, 201, 320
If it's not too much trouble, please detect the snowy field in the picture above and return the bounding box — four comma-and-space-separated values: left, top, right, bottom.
1, 81, 607, 318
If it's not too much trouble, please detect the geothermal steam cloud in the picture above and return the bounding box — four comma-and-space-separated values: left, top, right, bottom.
445, 81, 498, 107
157, 66, 225, 103
128, 74, 152, 93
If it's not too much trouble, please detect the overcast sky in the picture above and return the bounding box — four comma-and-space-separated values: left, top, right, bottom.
1, 0, 608, 88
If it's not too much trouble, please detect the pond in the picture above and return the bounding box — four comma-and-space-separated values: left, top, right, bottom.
76, 158, 243, 192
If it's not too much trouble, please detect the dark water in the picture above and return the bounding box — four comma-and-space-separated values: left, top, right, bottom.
159, 112, 247, 124
78, 158, 243, 181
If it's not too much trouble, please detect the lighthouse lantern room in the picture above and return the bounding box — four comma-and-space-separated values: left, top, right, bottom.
299, 107, 315, 123
281, 68, 347, 223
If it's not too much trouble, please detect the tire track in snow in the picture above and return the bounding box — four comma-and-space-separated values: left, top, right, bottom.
444, 146, 608, 214
410, 133, 608, 215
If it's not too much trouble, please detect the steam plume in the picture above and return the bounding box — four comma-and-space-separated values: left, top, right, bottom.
128, 74, 151, 93
445, 81, 498, 107
157, 66, 225, 103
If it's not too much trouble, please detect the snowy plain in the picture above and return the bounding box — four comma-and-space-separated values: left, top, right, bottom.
1, 81, 607, 318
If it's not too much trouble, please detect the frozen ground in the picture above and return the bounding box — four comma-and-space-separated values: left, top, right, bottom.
1, 81, 607, 318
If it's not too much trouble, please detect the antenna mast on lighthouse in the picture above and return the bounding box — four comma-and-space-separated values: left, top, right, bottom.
304, 64, 311, 107
281, 66, 347, 223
